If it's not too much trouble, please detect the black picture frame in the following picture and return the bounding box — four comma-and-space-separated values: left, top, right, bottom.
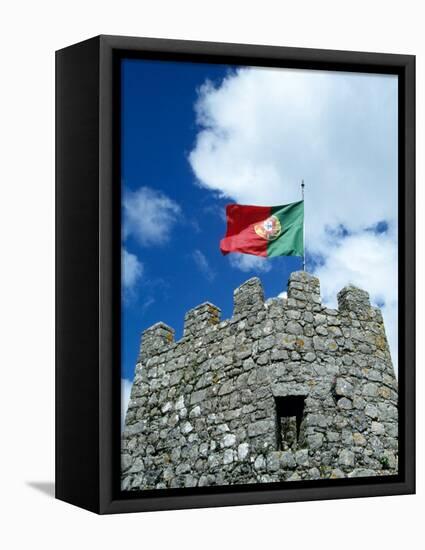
56, 35, 415, 514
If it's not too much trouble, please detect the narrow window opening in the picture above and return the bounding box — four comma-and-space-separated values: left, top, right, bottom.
275, 395, 306, 451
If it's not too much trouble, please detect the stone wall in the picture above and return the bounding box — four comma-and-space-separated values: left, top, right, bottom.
121, 271, 398, 490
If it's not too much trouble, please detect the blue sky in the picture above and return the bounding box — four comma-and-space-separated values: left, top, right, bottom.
121, 59, 301, 384
121, 59, 398, 422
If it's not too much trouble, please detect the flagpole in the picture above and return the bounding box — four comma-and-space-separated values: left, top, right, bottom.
301, 180, 305, 271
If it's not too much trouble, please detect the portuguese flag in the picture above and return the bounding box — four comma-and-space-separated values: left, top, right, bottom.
220, 201, 304, 258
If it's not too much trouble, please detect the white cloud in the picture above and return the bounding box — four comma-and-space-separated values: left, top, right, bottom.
315, 231, 397, 309
189, 67, 398, 367
315, 230, 398, 371
229, 253, 272, 273
123, 186, 181, 246
192, 249, 215, 281
122, 247, 143, 290
189, 68, 397, 249
121, 378, 133, 431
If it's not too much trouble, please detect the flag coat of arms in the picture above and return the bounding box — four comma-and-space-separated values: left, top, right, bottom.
220, 201, 304, 257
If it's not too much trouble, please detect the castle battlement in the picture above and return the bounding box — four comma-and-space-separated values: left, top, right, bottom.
122, 271, 398, 490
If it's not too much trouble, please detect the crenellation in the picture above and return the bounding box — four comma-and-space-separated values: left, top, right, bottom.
139, 322, 175, 361
122, 271, 398, 491
337, 284, 371, 314
233, 277, 265, 317
287, 271, 321, 307
183, 302, 221, 338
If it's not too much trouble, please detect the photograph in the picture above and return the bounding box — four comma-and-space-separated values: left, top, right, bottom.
2, 0, 421, 542
120, 57, 399, 491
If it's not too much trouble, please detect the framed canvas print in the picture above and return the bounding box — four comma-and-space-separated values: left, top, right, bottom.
56, 35, 415, 514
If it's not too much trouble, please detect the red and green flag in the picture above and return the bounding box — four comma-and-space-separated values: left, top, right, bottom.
220, 201, 304, 258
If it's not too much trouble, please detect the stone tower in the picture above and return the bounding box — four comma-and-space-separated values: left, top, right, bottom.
121, 271, 398, 490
